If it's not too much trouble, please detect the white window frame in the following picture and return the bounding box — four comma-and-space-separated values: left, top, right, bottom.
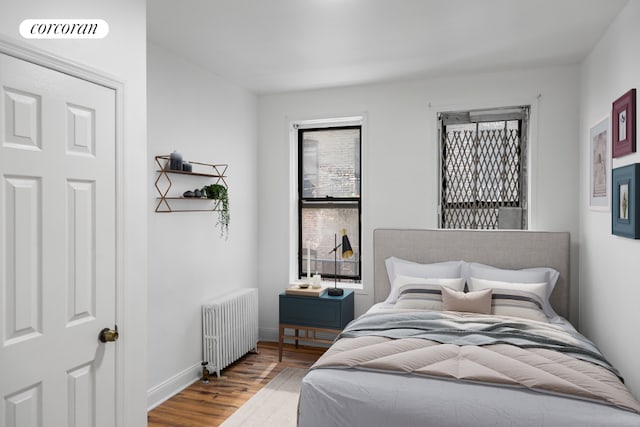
288, 114, 367, 289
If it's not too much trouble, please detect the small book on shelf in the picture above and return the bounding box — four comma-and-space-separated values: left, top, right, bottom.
285, 285, 327, 297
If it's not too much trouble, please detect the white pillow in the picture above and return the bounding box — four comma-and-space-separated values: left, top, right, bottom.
385, 257, 463, 291
467, 277, 557, 322
387, 275, 465, 305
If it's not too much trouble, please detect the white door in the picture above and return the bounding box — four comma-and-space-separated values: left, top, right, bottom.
0, 52, 117, 427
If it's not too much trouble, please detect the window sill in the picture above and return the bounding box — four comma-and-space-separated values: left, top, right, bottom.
290, 280, 363, 291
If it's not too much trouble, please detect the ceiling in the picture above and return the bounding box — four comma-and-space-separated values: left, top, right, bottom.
147, 0, 627, 94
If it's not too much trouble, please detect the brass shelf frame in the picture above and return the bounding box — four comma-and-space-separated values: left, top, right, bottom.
154, 155, 228, 213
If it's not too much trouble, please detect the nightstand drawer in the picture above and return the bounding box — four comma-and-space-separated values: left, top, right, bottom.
279, 291, 354, 329
278, 290, 354, 361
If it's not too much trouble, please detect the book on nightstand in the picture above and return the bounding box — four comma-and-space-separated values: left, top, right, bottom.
285, 285, 327, 297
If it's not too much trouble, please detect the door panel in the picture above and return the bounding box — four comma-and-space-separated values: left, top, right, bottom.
3, 87, 41, 150
0, 52, 117, 427
3, 175, 42, 346
66, 179, 96, 326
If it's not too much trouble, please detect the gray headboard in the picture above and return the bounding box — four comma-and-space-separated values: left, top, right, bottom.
373, 229, 571, 319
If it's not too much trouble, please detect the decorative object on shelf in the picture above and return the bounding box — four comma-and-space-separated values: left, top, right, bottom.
182, 189, 204, 198
612, 163, 640, 239
312, 274, 322, 289
306, 244, 311, 284
612, 89, 636, 158
589, 115, 610, 211
328, 229, 353, 296
182, 162, 192, 172
169, 150, 183, 170
202, 183, 230, 239
154, 155, 228, 214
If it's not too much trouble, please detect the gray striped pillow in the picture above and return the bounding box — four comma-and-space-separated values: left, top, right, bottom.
394, 277, 465, 311
490, 288, 549, 323
469, 277, 549, 323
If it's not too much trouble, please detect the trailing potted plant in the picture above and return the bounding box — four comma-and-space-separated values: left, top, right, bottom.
202, 183, 229, 239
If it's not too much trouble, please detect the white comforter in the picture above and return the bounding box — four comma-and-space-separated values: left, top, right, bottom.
298, 304, 640, 427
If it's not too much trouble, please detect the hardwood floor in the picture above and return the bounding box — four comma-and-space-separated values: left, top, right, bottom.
147, 342, 325, 427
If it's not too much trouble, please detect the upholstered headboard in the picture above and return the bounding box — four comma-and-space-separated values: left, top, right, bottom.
373, 229, 571, 319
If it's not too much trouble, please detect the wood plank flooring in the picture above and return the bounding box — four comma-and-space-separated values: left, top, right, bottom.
147, 342, 325, 427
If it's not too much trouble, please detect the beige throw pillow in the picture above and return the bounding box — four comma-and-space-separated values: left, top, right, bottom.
441, 287, 492, 315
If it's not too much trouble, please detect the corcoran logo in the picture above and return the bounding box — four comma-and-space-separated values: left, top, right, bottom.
20, 19, 109, 39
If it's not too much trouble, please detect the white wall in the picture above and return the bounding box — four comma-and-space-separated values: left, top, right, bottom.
146, 43, 258, 408
257, 66, 581, 341
0, 2, 147, 425
579, 1, 640, 398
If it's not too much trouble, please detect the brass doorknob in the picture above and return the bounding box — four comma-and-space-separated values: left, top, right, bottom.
99, 326, 119, 343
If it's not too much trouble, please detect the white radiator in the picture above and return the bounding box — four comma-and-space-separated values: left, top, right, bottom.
202, 288, 259, 377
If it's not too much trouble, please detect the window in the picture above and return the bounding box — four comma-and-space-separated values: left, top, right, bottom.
438, 107, 529, 229
298, 125, 361, 282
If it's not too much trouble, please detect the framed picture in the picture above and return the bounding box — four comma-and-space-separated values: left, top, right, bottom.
612, 163, 640, 239
612, 88, 636, 158
589, 116, 610, 210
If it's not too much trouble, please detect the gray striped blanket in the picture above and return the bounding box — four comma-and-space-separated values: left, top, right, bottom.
338, 310, 619, 378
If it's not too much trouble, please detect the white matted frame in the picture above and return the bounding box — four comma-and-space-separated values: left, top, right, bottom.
589, 115, 610, 211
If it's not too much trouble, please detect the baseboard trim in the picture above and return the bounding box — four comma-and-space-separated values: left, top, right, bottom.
146, 362, 201, 411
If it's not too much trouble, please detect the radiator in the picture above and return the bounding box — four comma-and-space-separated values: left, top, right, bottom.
202, 288, 259, 377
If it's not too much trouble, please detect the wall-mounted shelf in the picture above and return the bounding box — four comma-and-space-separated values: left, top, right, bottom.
154, 155, 228, 213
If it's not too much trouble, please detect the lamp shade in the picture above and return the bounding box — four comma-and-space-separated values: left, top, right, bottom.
341, 228, 353, 259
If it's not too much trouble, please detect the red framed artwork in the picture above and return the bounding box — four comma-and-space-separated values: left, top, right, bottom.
612, 88, 636, 158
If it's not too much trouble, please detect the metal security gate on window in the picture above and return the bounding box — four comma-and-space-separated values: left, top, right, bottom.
438, 107, 529, 229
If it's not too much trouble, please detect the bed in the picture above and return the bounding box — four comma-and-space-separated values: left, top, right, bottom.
298, 229, 640, 427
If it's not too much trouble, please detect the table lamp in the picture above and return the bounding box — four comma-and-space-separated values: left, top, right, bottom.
328, 228, 353, 296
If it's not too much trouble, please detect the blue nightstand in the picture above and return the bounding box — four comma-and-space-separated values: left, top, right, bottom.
278, 289, 354, 361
